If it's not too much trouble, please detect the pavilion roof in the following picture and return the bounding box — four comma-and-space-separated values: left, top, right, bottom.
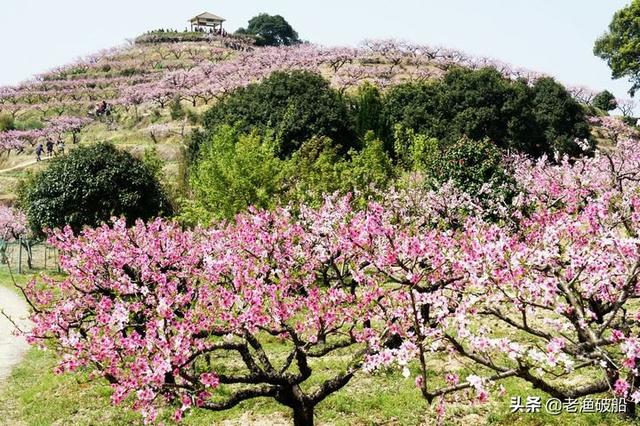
190, 12, 226, 22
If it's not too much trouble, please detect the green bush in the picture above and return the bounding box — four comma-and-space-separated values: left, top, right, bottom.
19, 143, 172, 237
423, 137, 513, 196
186, 109, 200, 125
383, 67, 591, 158
14, 118, 43, 131
184, 125, 396, 224
0, 114, 14, 131
197, 70, 356, 159
352, 83, 385, 141
528, 77, 594, 157
392, 126, 440, 171
343, 133, 395, 201
391, 127, 516, 211
622, 116, 639, 127
592, 90, 618, 112
142, 146, 165, 181
169, 98, 186, 120
119, 68, 140, 77
283, 133, 395, 208
181, 126, 285, 225
282, 137, 348, 207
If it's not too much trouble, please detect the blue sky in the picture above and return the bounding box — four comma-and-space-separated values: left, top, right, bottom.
0, 0, 633, 101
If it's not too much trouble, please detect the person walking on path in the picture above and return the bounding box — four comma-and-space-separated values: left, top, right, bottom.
46, 140, 54, 158
57, 140, 65, 156
35, 143, 43, 162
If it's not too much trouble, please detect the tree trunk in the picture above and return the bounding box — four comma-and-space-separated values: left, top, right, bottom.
291, 404, 314, 426
277, 385, 315, 426
25, 241, 33, 270
622, 401, 636, 419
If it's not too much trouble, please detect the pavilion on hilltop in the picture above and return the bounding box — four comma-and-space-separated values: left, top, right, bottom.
189, 12, 226, 33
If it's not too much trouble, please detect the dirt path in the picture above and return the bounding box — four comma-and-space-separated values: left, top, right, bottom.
0, 287, 30, 381
0, 157, 51, 174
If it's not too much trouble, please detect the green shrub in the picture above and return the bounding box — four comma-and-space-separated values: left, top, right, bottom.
592, 90, 618, 112
622, 116, 639, 127
169, 98, 186, 120
19, 143, 172, 237
142, 146, 165, 181
181, 126, 285, 225
283, 133, 395, 208
344, 133, 395, 201
528, 77, 594, 157
119, 68, 139, 77
14, 118, 43, 131
0, 114, 14, 131
383, 67, 592, 158
197, 70, 356, 159
392, 126, 440, 171
424, 137, 512, 196
352, 83, 385, 142
282, 137, 348, 207
186, 109, 200, 125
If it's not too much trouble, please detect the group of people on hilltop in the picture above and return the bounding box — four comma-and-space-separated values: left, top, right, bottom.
35, 139, 65, 162
193, 26, 228, 37
95, 100, 112, 117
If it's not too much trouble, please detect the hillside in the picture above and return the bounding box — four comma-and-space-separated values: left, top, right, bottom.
0, 33, 629, 203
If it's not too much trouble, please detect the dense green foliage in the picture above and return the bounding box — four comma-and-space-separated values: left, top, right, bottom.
393, 126, 515, 208
169, 98, 186, 120
235, 14, 300, 46
594, 0, 640, 96
0, 114, 14, 132
183, 127, 394, 224
383, 68, 591, 157
284, 133, 395, 208
352, 83, 385, 140
592, 90, 618, 111
186, 67, 595, 222
424, 136, 514, 197
20, 143, 172, 236
197, 71, 356, 158
182, 127, 284, 225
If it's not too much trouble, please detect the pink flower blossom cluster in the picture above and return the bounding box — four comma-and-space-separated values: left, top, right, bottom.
0, 206, 27, 241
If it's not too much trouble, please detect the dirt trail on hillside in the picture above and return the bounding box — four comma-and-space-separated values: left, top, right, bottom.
0, 287, 30, 381
0, 157, 50, 174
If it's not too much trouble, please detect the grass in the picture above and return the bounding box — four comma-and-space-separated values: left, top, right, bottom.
0, 339, 635, 425
0, 265, 36, 294
0, 267, 636, 425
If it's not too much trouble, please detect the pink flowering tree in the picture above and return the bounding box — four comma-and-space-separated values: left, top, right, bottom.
25, 201, 435, 425
0, 206, 28, 265
385, 138, 640, 418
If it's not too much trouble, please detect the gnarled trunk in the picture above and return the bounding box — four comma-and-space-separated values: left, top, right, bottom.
277, 385, 315, 426
292, 404, 314, 426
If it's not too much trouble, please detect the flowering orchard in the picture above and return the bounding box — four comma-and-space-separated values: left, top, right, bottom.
0, 116, 89, 154
1, 38, 632, 153
21, 114, 640, 424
